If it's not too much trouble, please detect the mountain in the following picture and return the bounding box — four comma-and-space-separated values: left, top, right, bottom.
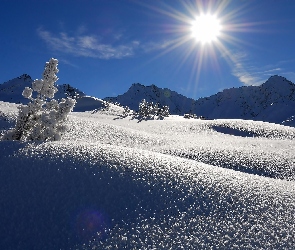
193, 75, 295, 126
104, 76, 295, 126
0, 74, 108, 112
1, 74, 295, 126
104, 83, 196, 114
0, 74, 84, 102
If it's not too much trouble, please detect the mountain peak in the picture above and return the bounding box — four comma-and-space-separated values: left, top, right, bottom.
263, 75, 294, 87
105, 83, 196, 114
0, 74, 86, 107
268, 75, 285, 80
17, 74, 32, 81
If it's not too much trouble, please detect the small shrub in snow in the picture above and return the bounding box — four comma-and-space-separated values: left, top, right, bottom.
137, 99, 170, 120
101, 100, 110, 111
138, 99, 150, 118
123, 106, 131, 117
157, 105, 170, 119
2, 58, 76, 141
183, 113, 205, 119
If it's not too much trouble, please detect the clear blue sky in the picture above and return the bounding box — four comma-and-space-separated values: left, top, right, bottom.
1, 0, 295, 99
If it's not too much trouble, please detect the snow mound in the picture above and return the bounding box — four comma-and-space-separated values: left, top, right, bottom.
73, 96, 106, 112
1, 101, 295, 249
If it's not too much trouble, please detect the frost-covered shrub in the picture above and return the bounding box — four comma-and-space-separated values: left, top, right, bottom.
122, 106, 131, 117
138, 99, 150, 118
102, 100, 110, 111
2, 58, 76, 141
183, 113, 205, 119
137, 99, 170, 120
157, 105, 170, 119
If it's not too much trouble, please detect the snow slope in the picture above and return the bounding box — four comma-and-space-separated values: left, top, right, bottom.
0, 101, 295, 249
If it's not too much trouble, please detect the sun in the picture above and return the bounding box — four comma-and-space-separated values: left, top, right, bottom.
190, 14, 222, 44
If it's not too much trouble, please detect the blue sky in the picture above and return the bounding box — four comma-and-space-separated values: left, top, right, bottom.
1, 0, 295, 100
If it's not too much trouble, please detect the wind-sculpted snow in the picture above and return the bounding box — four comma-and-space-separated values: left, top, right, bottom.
1, 103, 295, 249
65, 113, 295, 180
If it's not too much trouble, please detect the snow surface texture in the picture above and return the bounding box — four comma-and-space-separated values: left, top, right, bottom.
1, 101, 295, 249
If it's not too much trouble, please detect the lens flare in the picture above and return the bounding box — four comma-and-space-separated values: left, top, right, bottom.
74, 208, 109, 242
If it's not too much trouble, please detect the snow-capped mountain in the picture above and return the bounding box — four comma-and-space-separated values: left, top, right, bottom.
193, 75, 295, 126
0, 74, 85, 102
104, 83, 196, 114
0, 74, 108, 112
1, 74, 295, 126
105, 76, 295, 126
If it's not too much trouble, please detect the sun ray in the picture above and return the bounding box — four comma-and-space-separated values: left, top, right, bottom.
134, 0, 272, 98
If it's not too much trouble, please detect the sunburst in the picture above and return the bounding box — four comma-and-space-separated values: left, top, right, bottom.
190, 14, 222, 44
137, 1, 264, 97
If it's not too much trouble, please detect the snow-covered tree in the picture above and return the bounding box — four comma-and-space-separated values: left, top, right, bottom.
137, 99, 170, 119
157, 105, 170, 119
138, 99, 150, 118
2, 58, 76, 141
123, 106, 131, 117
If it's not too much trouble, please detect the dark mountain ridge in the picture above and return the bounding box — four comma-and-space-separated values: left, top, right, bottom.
1, 74, 295, 126
104, 83, 196, 115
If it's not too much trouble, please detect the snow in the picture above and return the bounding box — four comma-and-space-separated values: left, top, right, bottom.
73, 96, 109, 113
1, 101, 295, 249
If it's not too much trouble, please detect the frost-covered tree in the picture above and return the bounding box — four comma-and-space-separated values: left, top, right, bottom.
157, 105, 170, 119
123, 106, 131, 117
138, 99, 150, 118
137, 99, 170, 119
2, 58, 76, 141
102, 100, 110, 111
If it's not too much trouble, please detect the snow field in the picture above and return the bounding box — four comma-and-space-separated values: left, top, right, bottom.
0, 102, 295, 249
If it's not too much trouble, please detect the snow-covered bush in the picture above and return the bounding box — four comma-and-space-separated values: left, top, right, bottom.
138, 99, 150, 118
2, 58, 76, 141
137, 99, 170, 119
102, 100, 110, 111
183, 113, 206, 119
122, 106, 131, 117
157, 105, 170, 119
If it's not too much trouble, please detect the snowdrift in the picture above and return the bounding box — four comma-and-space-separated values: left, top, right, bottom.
0, 102, 295, 249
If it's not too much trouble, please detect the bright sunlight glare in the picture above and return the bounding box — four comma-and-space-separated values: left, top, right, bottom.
191, 14, 222, 44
